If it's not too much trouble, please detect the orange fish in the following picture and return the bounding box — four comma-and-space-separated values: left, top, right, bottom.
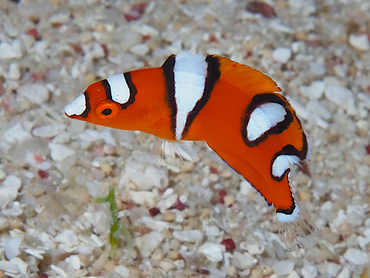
65, 52, 317, 247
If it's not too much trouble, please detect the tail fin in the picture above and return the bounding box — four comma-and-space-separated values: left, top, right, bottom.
276, 199, 318, 249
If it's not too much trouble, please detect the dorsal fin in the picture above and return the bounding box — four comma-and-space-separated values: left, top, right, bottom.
212, 55, 281, 95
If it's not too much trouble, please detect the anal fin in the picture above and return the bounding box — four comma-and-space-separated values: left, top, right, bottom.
152, 139, 201, 164
276, 197, 318, 249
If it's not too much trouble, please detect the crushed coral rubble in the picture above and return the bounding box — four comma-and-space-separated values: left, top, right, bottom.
0, 0, 370, 277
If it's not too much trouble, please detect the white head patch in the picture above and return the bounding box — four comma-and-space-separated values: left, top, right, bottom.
247, 103, 287, 142
173, 52, 207, 140
272, 154, 300, 179
64, 94, 87, 116
107, 74, 130, 104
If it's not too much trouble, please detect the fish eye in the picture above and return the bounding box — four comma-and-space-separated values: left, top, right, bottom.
102, 108, 112, 115
96, 101, 120, 119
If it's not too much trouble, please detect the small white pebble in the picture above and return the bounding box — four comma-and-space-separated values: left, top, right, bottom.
3, 123, 31, 144
240, 242, 265, 255
263, 266, 274, 276
76, 245, 92, 255
89, 234, 105, 247
11, 258, 28, 276
7, 63, 21, 80
198, 242, 224, 262
17, 3, 56, 22
24, 248, 45, 260
3, 236, 22, 260
356, 119, 369, 131
138, 24, 160, 36
78, 31, 94, 43
159, 261, 175, 272
272, 47, 292, 63
306, 100, 332, 120
126, 163, 168, 190
173, 230, 203, 243
337, 267, 350, 278
287, 271, 300, 278
180, 161, 195, 172
49, 12, 70, 25
0, 170, 6, 180
349, 34, 370, 51
331, 210, 346, 232
89, 43, 105, 59
86, 180, 105, 197
151, 249, 164, 261
333, 64, 348, 78
113, 265, 130, 278
209, 173, 219, 182
162, 188, 174, 198
146, 166, 169, 190
103, 144, 115, 155
34, 204, 45, 214
50, 265, 67, 278
0, 261, 20, 274
130, 191, 156, 207
301, 264, 318, 278
134, 231, 165, 258
54, 230, 79, 248
325, 85, 353, 107
204, 225, 222, 237
0, 41, 22, 59
91, 160, 100, 168
232, 251, 256, 270
272, 260, 295, 276
227, 265, 237, 276
240, 180, 253, 195
358, 229, 370, 250
239, 269, 251, 277
17, 84, 49, 105
288, 0, 316, 15
179, 194, 188, 203
324, 85, 354, 109
269, 19, 295, 34
49, 142, 76, 162
291, 41, 306, 53
201, 177, 210, 187
65, 255, 80, 270
173, 259, 185, 269
0, 175, 22, 209
321, 263, 341, 277
343, 248, 368, 265
3, 22, 19, 37
161, 211, 175, 222
221, 169, 233, 179
32, 124, 66, 138
2, 175, 22, 189
224, 194, 235, 206
0, 214, 10, 231
157, 193, 178, 210
130, 44, 150, 55
142, 216, 170, 232
310, 62, 327, 76
299, 81, 326, 100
